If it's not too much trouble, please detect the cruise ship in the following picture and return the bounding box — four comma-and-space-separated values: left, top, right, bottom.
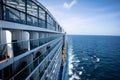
0, 0, 67, 80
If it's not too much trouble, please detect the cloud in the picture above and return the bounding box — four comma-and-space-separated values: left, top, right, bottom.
63, 0, 77, 9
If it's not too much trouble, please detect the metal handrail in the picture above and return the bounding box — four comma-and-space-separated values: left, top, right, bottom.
0, 35, 62, 45
0, 35, 62, 59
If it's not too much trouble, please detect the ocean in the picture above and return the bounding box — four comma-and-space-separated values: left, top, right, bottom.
67, 35, 120, 80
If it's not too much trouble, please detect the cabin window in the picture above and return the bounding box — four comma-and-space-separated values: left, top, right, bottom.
4, 0, 25, 12
39, 19, 45, 28
47, 23, 50, 29
27, 0, 38, 17
55, 24, 58, 31
4, 6, 25, 23
47, 23, 55, 30
47, 15, 53, 24
39, 7, 45, 20
47, 14, 56, 30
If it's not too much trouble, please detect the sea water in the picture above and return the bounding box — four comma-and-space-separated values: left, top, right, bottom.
67, 35, 120, 80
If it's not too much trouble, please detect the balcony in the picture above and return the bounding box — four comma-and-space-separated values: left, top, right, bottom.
9, 39, 62, 80
0, 35, 62, 63
43, 48, 62, 80
30, 42, 62, 80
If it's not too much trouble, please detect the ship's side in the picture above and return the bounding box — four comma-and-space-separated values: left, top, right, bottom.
0, 0, 66, 80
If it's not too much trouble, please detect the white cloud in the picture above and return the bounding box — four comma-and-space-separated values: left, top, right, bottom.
63, 0, 77, 9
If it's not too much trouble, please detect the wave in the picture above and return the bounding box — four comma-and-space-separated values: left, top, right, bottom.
69, 72, 81, 80
82, 57, 88, 61
79, 71, 83, 75
91, 55, 100, 63
68, 43, 74, 76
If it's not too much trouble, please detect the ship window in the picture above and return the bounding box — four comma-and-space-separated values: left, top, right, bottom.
57, 25, 59, 31
47, 23, 55, 30
47, 15, 55, 30
53, 21, 56, 29
0, 4, 2, 19
27, 0, 38, 17
4, 0, 25, 12
47, 15, 52, 24
47, 15, 55, 28
27, 15, 38, 26
39, 7, 45, 20
39, 19, 45, 28
56, 24, 58, 31
47, 23, 51, 30
4, 6, 25, 23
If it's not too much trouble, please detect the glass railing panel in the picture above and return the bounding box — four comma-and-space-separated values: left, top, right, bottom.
44, 47, 62, 80
0, 43, 12, 61
39, 38, 45, 46
10, 40, 60, 80
29, 42, 62, 80
41, 56, 53, 78
30, 39, 39, 50
0, 35, 62, 63
31, 57, 51, 80
12, 40, 29, 57
40, 45, 62, 80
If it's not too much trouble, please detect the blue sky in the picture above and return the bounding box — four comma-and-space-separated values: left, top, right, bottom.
38, 0, 120, 35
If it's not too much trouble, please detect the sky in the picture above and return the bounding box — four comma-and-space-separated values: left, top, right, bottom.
38, 0, 120, 36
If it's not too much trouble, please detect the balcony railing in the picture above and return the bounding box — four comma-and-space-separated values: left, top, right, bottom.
26, 41, 62, 80
9, 39, 62, 80
40, 43, 62, 80
0, 35, 62, 62
43, 48, 62, 80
